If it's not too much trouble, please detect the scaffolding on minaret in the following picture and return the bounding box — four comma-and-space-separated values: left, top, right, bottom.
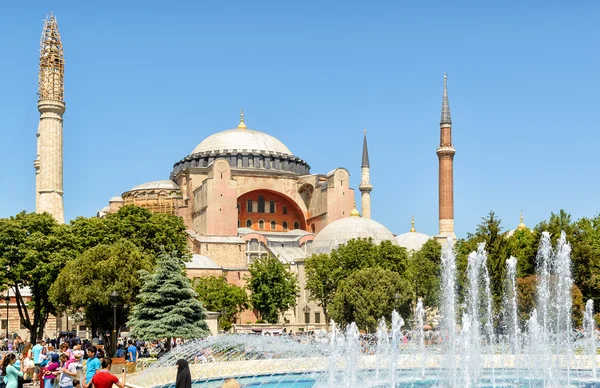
39, 13, 64, 102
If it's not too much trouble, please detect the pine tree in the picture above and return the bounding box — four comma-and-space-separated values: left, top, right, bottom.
128, 251, 209, 346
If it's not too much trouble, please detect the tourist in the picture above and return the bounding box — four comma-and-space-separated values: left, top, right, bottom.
82, 346, 100, 388
42, 353, 60, 388
21, 342, 34, 381
126, 340, 137, 374
1, 353, 23, 388
32, 339, 46, 385
174, 359, 191, 388
89, 358, 125, 388
58, 353, 77, 388
221, 379, 240, 388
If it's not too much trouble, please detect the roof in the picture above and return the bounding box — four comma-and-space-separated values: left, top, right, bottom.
267, 246, 309, 263
186, 254, 221, 270
395, 231, 432, 252
309, 216, 397, 255
109, 195, 124, 203
192, 128, 293, 156
187, 230, 245, 244
129, 180, 180, 191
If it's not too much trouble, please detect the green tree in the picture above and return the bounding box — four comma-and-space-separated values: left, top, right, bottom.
128, 251, 209, 348
406, 239, 442, 307
305, 238, 409, 321
329, 267, 413, 332
49, 240, 152, 338
506, 229, 538, 277
570, 215, 600, 306
195, 276, 249, 331
246, 256, 298, 324
0, 212, 73, 342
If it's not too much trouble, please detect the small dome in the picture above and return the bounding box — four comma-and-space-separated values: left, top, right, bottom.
109, 195, 124, 203
129, 180, 180, 191
192, 128, 293, 156
309, 216, 397, 255
395, 232, 431, 252
101, 206, 110, 212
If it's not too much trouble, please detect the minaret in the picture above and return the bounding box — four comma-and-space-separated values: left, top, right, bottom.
437, 74, 455, 237
35, 13, 65, 223
359, 129, 373, 219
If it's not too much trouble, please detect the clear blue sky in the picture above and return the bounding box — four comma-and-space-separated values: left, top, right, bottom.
1, 1, 598, 238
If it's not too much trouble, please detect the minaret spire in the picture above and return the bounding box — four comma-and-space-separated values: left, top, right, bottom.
35, 12, 66, 223
359, 129, 373, 219
436, 74, 456, 238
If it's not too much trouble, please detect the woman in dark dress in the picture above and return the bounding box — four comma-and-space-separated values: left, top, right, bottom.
175, 359, 191, 388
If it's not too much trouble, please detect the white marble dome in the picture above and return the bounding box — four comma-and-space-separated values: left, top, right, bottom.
309, 216, 398, 255
395, 231, 431, 252
191, 128, 293, 156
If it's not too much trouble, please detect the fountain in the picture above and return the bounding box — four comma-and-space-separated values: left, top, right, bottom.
127, 232, 600, 388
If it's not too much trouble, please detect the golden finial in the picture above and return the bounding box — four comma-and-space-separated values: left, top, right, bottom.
410, 215, 416, 232
350, 200, 360, 217
518, 210, 526, 230
237, 108, 247, 129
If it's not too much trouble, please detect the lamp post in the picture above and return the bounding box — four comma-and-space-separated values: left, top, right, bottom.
4, 294, 9, 341
110, 291, 119, 357
303, 305, 311, 332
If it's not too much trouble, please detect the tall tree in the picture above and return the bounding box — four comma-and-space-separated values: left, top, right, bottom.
0, 212, 72, 342
246, 256, 298, 324
195, 276, 249, 331
49, 240, 152, 337
128, 251, 209, 348
305, 238, 409, 321
406, 239, 442, 307
329, 267, 413, 332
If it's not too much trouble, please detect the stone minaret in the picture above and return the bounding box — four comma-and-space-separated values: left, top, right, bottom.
437, 74, 455, 237
359, 129, 372, 219
35, 13, 65, 223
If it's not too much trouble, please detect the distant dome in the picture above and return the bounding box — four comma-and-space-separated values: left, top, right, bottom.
129, 180, 180, 191
109, 195, 124, 203
395, 231, 431, 252
192, 128, 293, 156
309, 216, 397, 255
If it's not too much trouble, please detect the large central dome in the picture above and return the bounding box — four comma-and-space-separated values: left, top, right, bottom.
191, 128, 293, 156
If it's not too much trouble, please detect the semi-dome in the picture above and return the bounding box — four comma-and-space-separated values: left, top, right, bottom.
191, 128, 293, 156
109, 195, 124, 203
129, 180, 180, 191
309, 214, 397, 255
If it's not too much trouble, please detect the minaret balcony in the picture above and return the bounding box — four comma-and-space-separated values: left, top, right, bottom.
359, 183, 373, 192
436, 146, 456, 156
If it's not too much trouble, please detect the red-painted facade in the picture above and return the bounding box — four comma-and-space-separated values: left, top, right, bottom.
237, 190, 306, 232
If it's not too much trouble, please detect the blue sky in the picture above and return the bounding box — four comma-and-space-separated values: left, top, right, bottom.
1, 1, 598, 237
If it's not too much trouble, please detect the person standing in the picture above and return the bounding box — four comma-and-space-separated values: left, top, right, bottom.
89, 358, 125, 388
31, 339, 46, 386
58, 353, 77, 388
82, 346, 100, 388
1, 353, 24, 388
126, 341, 137, 374
175, 359, 191, 388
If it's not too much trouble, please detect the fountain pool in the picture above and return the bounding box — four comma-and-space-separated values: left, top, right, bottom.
127, 233, 600, 388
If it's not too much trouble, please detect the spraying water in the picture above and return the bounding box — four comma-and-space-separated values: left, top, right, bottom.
440, 236, 458, 385
584, 299, 596, 379
416, 298, 426, 378
504, 256, 520, 383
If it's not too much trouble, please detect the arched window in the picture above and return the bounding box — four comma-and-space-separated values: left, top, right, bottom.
269, 158, 274, 169
283, 206, 288, 215
294, 221, 300, 230
269, 201, 275, 213
259, 156, 265, 168
258, 195, 265, 213
238, 219, 241, 228
237, 203, 240, 213
236, 154, 243, 168
248, 157, 254, 168
270, 220, 277, 230
258, 220, 265, 229
246, 219, 252, 228
247, 200, 253, 212
282, 221, 288, 231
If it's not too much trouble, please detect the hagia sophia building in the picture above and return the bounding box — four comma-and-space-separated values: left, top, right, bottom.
33, 14, 459, 329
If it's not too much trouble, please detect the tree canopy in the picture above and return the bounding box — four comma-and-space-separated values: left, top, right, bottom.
128, 251, 209, 345
406, 239, 442, 307
195, 276, 249, 331
246, 256, 298, 324
329, 267, 413, 332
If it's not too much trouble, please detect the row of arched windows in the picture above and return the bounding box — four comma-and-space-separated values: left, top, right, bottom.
244, 196, 288, 214
236, 155, 276, 169
240, 219, 300, 231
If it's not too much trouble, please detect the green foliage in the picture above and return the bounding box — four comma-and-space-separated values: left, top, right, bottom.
246, 256, 298, 324
49, 240, 152, 333
304, 238, 409, 321
128, 251, 209, 340
0, 212, 73, 342
329, 267, 413, 332
195, 276, 249, 330
570, 215, 600, 308
506, 229, 538, 277
406, 239, 442, 307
